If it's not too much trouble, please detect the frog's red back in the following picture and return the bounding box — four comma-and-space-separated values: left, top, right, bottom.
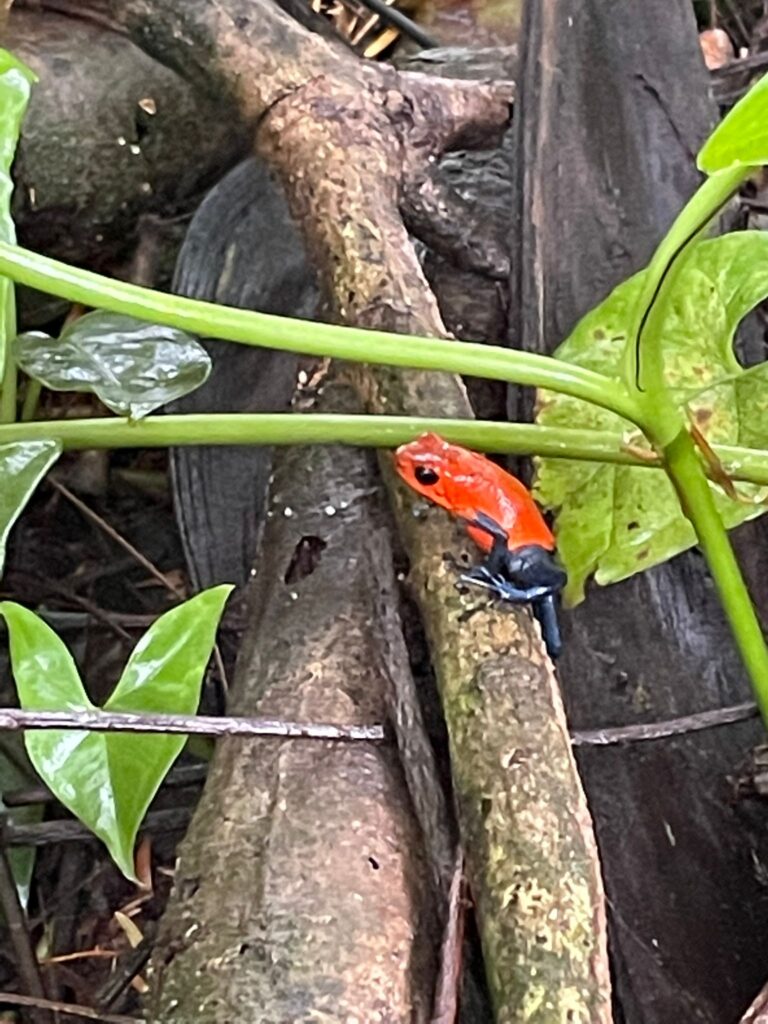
395, 433, 555, 553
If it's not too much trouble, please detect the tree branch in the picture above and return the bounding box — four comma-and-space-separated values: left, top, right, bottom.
63, 2, 607, 1015
572, 701, 759, 747
0, 992, 137, 1024
0, 708, 385, 742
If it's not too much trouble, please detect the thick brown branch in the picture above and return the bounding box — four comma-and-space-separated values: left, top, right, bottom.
401, 167, 510, 279
76, 0, 512, 307
147, 383, 440, 1021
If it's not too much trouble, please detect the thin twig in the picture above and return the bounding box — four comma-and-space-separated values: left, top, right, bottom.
0, 607, 244, 632
5, 808, 191, 848
212, 643, 229, 697
6, 570, 133, 643
571, 700, 758, 747
50, 477, 231, 696
0, 706, 385, 742
49, 479, 185, 598
718, 0, 750, 48
94, 938, 153, 1012
0, 846, 52, 1024
0, 991, 138, 1024
0, 696, 752, 749
3, 763, 208, 808
710, 49, 768, 81
709, 50, 768, 105
355, 0, 438, 48
41, 948, 119, 965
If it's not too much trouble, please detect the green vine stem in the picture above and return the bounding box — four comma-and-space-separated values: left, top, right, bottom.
4, 412, 768, 487
0, 414, 636, 460
665, 427, 768, 717
0, 346, 15, 423
19, 378, 40, 422
619, 158, 768, 721
0, 242, 645, 426
0, 285, 16, 423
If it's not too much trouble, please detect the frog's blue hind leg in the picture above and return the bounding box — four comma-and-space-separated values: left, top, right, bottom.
532, 594, 563, 659
458, 572, 564, 657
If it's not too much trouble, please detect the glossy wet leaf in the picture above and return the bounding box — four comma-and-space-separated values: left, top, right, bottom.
0, 440, 61, 578
15, 312, 211, 419
0, 51, 35, 376
698, 72, 768, 174
535, 233, 768, 604
0, 586, 233, 880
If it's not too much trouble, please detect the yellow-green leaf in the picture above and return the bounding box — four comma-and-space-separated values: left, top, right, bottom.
698, 72, 768, 174
535, 233, 768, 603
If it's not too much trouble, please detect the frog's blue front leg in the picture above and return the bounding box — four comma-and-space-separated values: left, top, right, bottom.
459, 564, 553, 604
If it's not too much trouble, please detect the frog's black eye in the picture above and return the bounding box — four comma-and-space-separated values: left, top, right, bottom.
415, 466, 440, 486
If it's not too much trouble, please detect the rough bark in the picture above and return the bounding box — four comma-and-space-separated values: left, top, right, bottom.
512, 2, 768, 1021
147, 379, 441, 1023
249, 43, 611, 1018
5, 8, 247, 278
396, 46, 516, 418
68, 1, 611, 1017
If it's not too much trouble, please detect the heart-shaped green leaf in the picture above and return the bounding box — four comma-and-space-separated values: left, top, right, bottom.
15, 312, 211, 420
535, 232, 768, 604
0, 585, 233, 880
698, 72, 768, 174
0, 51, 35, 374
0, 440, 61, 579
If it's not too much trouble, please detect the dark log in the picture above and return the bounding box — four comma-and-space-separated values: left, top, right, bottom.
169, 159, 314, 590
512, 2, 768, 1021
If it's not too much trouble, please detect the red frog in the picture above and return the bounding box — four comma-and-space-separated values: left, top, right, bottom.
395, 432, 566, 658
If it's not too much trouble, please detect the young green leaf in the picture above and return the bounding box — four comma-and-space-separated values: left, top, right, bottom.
15, 311, 211, 419
0, 440, 61, 578
0, 51, 35, 387
698, 72, 768, 174
100, 585, 233, 875
535, 233, 768, 603
0, 585, 232, 881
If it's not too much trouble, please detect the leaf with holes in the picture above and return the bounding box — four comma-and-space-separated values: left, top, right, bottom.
0, 586, 232, 880
15, 312, 211, 419
535, 233, 768, 604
